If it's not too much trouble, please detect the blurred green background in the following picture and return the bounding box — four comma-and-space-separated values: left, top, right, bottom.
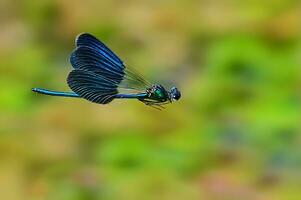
0, 1, 300, 200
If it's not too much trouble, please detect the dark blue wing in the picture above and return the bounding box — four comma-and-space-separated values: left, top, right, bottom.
74, 33, 124, 70
67, 69, 118, 104
70, 46, 124, 84
68, 33, 152, 103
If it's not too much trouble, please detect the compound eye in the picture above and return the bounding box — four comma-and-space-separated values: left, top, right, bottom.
174, 93, 180, 100
171, 87, 181, 100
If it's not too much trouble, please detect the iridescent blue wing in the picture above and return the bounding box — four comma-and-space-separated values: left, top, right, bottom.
70, 46, 124, 84
68, 33, 152, 104
74, 33, 123, 69
67, 69, 118, 104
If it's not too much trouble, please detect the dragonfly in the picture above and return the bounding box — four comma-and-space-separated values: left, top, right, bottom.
32, 33, 181, 110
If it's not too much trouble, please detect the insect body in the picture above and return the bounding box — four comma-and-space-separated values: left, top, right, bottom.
32, 33, 181, 110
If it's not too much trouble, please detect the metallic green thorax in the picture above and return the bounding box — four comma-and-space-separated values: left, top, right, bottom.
144, 85, 171, 102
153, 88, 168, 101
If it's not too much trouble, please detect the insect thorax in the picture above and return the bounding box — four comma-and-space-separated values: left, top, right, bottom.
147, 84, 170, 102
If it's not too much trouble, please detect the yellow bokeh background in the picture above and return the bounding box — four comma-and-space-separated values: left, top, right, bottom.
0, 1, 300, 199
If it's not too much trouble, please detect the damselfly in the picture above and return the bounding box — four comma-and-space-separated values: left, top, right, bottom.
32, 33, 181, 110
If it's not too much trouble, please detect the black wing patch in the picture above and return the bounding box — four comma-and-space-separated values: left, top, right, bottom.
67, 69, 118, 104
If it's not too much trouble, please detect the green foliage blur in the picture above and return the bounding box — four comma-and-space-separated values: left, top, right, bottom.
0, 1, 300, 200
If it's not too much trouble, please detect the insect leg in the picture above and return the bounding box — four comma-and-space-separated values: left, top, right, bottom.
140, 99, 166, 110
